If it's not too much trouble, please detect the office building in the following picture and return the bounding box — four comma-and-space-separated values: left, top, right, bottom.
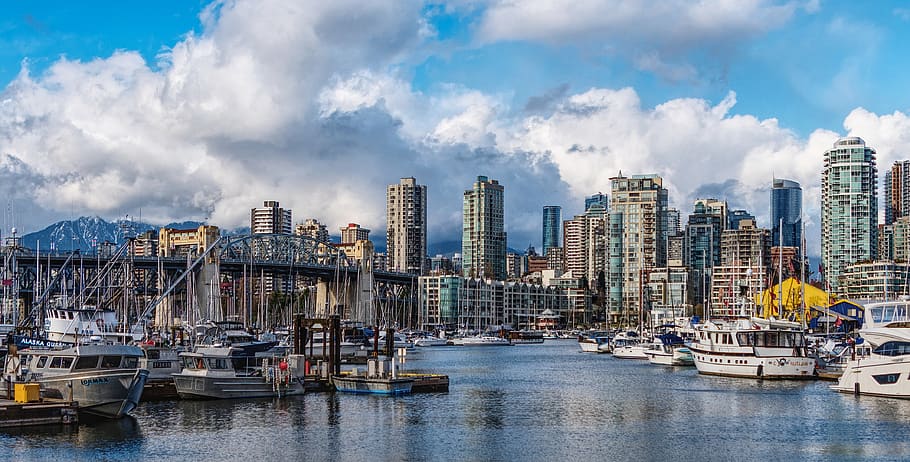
771, 179, 802, 248
462, 176, 507, 280
542, 205, 562, 257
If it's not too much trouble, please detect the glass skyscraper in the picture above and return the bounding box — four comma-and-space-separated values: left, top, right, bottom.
770, 179, 802, 248
822, 137, 878, 292
585, 193, 608, 212
542, 205, 561, 257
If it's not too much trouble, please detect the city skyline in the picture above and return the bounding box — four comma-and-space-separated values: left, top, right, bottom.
3, 2, 910, 258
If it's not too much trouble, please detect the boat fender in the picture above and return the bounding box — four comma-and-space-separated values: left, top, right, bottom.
777, 358, 787, 367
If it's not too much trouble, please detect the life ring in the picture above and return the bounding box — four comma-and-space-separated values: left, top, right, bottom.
95, 318, 105, 331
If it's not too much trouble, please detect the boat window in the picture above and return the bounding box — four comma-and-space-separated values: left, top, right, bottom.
207, 358, 230, 370
763, 332, 779, 347
871, 307, 883, 323
736, 333, 753, 346
873, 341, 910, 357
73, 356, 100, 370
123, 357, 138, 369
100, 356, 122, 368
36, 356, 49, 368
182, 357, 204, 369
49, 357, 74, 369
145, 349, 160, 360
882, 306, 895, 323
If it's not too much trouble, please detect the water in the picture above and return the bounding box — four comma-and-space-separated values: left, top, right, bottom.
3, 341, 910, 461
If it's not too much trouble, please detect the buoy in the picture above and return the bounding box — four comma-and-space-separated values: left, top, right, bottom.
279, 360, 288, 371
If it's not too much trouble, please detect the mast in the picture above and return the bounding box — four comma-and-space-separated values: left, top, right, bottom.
777, 218, 783, 320
800, 215, 806, 330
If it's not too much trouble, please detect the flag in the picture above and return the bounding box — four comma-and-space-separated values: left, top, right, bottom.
1, 279, 11, 287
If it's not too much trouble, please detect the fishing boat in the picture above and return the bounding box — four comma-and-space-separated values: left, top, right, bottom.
3, 343, 148, 418
172, 347, 305, 399
688, 317, 816, 379
138, 343, 181, 400
44, 305, 144, 345
333, 358, 414, 395
644, 334, 694, 366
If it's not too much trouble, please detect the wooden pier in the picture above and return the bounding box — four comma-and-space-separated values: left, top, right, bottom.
0, 398, 79, 428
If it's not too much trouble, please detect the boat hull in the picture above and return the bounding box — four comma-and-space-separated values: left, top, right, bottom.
332, 376, 414, 395
172, 374, 304, 399
40, 369, 149, 419
613, 345, 649, 360
690, 347, 816, 379
831, 357, 910, 398
578, 341, 600, 353
646, 348, 694, 366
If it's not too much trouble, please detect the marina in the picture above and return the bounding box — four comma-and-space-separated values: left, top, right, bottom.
2, 341, 910, 461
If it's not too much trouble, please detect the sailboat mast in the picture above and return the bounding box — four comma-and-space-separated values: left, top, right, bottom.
777, 218, 783, 320
800, 215, 806, 330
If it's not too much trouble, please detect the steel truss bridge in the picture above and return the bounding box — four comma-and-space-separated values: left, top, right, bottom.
2, 234, 419, 329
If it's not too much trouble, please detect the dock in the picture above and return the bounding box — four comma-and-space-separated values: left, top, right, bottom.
0, 398, 79, 428
305, 372, 450, 393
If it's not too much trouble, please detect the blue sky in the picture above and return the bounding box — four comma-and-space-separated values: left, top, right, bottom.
1, 1, 910, 256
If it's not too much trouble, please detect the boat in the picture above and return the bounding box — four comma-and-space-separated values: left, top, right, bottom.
611, 331, 649, 359
138, 343, 182, 400
414, 336, 448, 347
3, 343, 149, 418
831, 339, 910, 398
332, 358, 414, 395
44, 305, 144, 345
688, 317, 816, 379
508, 330, 545, 345
458, 335, 511, 346
644, 334, 694, 366
577, 331, 611, 353
852, 299, 910, 348
172, 347, 305, 399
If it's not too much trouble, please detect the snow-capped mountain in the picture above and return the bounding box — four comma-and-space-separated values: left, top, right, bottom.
19, 217, 201, 252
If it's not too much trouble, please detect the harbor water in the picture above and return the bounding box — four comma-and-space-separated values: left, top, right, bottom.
3, 340, 910, 461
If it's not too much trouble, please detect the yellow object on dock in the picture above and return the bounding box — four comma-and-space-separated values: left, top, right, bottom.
14, 383, 40, 403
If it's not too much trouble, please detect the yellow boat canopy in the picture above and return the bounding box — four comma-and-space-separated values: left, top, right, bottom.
754, 277, 830, 322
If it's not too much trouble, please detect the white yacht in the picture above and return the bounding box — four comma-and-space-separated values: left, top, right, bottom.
577, 331, 611, 353
854, 299, 910, 348
831, 339, 910, 398
644, 334, 694, 366
457, 335, 511, 346
45, 305, 144, 345
414, 336, 448, 347
612, 331, 649, 360
688, 317, 816, 379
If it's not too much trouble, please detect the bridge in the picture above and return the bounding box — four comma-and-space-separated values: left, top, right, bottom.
1, 234, 419, 331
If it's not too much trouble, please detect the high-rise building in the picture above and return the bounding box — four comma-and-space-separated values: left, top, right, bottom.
294, 218, 329, 243
542, 205, 562, 256
563, 204, 607, 288
585, 193, 609, 212
728, 210, 756, 230
462, 176, 507, 280
710, 219, 771, 318
885, 161, 910, 225
684, 198, 727, 309
340, 223, 370, 244
607, 173, 668, 324
387, 177, 428, 275
770, 179, 802, 248
251, 200, 292, 235
822, 137, 878, 292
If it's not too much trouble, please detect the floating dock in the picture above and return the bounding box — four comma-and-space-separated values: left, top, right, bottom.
0, 398, 79, 428
305, 372, 449, 393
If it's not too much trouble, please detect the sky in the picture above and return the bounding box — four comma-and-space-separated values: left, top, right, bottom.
2, 1, 910, 257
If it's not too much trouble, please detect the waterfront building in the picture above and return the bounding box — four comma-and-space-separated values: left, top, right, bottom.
771, 178, 802, 249
542, 205, 561, 257
431, 254, 455, 275
608, 173, 668, 326
822, 137, 878, 293
893, 218, 910, 262
340, 223, 370, 244
158, 225, 221, 257
645, 267, 690, 325
294, 218, 329, 243
684, 198, 727, 310
462, 176, 507, 280
885, 160, 910, 225
131, 230, 158, 257
585, 193, 609, 212
710, 219, 771, 319
545, 270, 591, 327
840, 261, 910, 300
418, 275, 462, 327
387, 177, 428, 275
563, 204, 607, 289
251, 200, 292, 235
879, 224, 895, 261
545, 247, 564, 274
505, 252, 526, 279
